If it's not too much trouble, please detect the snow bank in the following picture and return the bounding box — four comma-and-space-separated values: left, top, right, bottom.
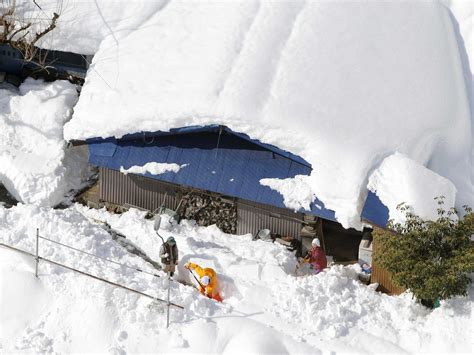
1, 204, 472, 353
120, 162, 187, 176
368, 152, 457, 223
0, 79, 90, 206
62, 1, 472, 229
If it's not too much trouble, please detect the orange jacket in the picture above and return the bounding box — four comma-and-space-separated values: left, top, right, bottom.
185, 262, 222, 301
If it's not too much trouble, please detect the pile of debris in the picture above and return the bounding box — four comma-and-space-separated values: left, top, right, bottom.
180, 192, 237, 234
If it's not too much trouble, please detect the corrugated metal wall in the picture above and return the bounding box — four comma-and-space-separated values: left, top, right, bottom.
237, 201, 303, 239
100, 167, 179, 212
100, 167, 303, 239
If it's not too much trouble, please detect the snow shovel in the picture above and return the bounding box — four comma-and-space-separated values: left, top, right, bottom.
187, 267, 223, 302
153, 215, 165, 244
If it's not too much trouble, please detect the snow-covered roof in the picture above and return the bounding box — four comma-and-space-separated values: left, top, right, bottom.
38, 0, 472, 229
87, 126, 338, 222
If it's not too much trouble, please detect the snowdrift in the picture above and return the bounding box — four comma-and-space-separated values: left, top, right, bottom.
0, 204, 472, 353
58, 1, 471, 228
0, 79, 89, 206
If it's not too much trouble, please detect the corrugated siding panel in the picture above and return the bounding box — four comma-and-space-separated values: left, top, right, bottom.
99, 167, 179, 212
237, 201, 302, 239
100, 167, 303, 238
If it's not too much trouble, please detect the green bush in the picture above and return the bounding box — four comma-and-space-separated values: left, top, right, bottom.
374, 197, 474, 308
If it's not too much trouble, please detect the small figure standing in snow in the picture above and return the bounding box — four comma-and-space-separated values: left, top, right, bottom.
185, 262, 222, 302
159, 236, 179, 276
305, 237, 327, 274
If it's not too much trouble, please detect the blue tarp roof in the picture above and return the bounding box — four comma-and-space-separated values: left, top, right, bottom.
87, 125, 390, 227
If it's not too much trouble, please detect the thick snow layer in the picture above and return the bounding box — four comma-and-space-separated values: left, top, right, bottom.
0, 204, 472, 353
368, 152, 457, 223
61, 1, 472, 229
0, 79, 89, 206
13, 0, 168, 55
120, 162, 187, 176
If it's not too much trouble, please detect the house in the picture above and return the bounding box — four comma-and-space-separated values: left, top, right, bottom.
81, 125, 391, 266
0, 43, 91, 84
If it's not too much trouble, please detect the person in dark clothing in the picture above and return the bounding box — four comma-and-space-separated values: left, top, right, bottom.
159, 236, 179, 276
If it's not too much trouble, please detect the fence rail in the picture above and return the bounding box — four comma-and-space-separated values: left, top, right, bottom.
0, 228, 184, 328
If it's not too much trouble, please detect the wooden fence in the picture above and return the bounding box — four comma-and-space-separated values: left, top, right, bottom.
371, 230, 405, 295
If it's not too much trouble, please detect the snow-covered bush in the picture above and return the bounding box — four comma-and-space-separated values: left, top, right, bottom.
374, 197, 474, 308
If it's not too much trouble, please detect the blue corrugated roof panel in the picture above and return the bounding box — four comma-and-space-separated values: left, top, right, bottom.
88, 126, 392, 225
87, 125, 311, 168
361, 191, 390, 227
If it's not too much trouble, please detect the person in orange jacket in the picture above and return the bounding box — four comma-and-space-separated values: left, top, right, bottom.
184, 262, 222, 302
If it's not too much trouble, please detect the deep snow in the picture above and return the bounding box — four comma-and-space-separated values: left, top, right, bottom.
60, 0, 472, 229
0, 204, 472, 353
2, 0, 472, 229
367, 152, 457, 223
0, 1, 473, 353
0, 79, 90, 206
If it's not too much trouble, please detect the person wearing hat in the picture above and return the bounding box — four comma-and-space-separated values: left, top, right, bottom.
159, 236, 179, 276
306, 237, 327, 274
184, 262, 222, 302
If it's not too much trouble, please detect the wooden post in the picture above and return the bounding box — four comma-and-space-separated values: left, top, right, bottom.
35, 228, 39, 278
166, 272, 171, 328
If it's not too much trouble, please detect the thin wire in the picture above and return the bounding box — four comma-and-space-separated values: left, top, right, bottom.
38, 235, 169, 281
80, 54, 113, 90
215, 126, 223, 158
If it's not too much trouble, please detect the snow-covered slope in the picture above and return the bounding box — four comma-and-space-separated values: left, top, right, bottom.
0, 79, 89, 206
54, 0, 471, 228
0, 205, 472, 353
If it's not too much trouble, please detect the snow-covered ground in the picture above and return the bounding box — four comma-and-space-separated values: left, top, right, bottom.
1, 204, 472, 353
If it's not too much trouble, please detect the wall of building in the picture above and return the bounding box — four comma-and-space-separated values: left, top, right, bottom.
236, 200, 303, 239
99, 167, 303, 238
100, 167, 180, 212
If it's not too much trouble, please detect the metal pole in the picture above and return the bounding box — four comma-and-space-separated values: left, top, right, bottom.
35, 228, 39, 278
166, 271, 171, 328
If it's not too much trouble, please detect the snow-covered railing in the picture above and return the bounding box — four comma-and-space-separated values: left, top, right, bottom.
0, 228, 184, 328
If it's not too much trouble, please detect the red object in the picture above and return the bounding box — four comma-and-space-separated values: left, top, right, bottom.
212, 293, 223, 302
309, 246, 327, 272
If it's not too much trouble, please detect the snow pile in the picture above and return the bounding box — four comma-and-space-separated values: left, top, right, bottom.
0, 79, 89, 206
120, 162, 187, 176
60, 1, 472, 228
0, 204, 472, 353
260, 175, 314, 211
368, 152, 457, 223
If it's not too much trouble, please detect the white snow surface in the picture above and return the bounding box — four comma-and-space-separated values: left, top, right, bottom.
260, 175, 315, 212
368, 152, 457, 224
0, 204, 472, 353
53, 0, 472, 228
0, 79, 89, 206
120, 162, 187, 176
